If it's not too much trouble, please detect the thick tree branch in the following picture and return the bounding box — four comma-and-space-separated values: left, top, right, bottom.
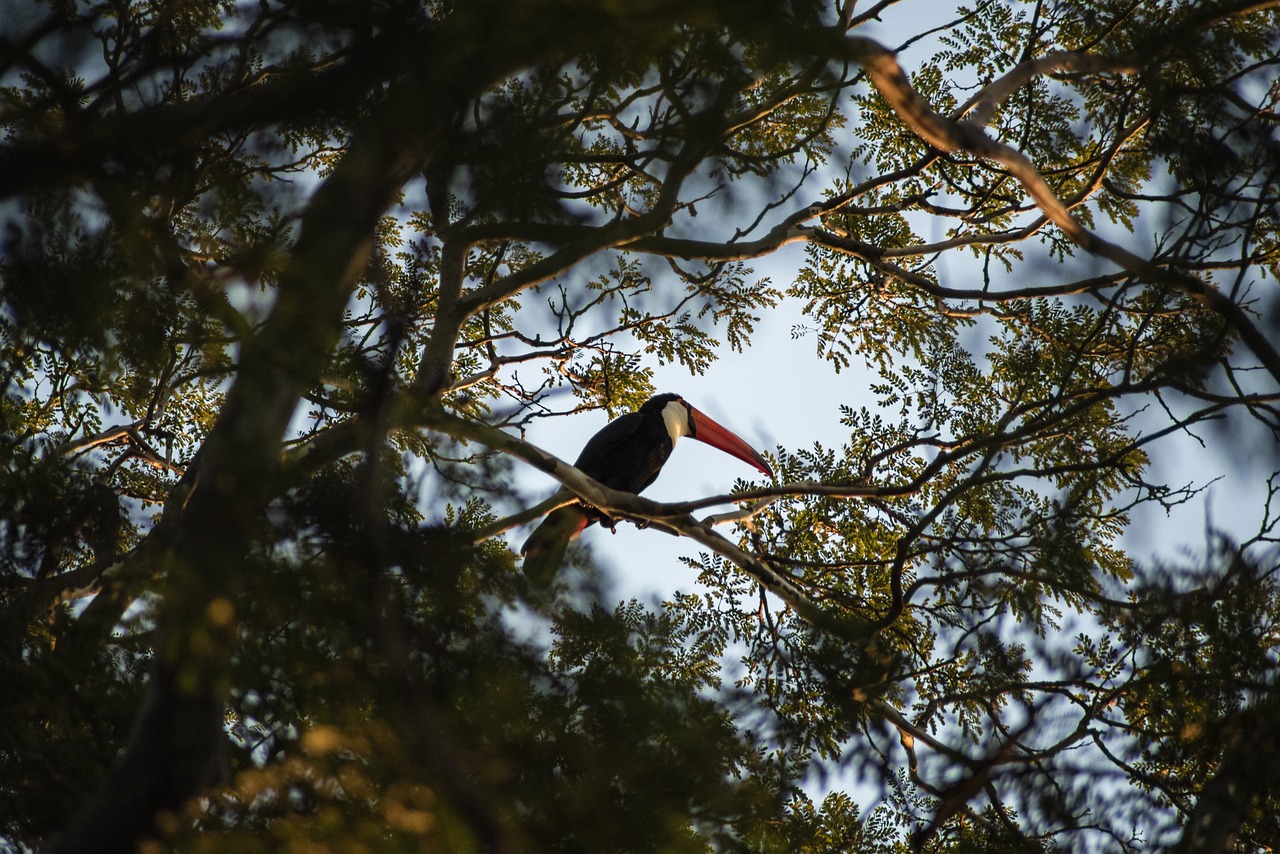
1171, 690, 1280, 853
44, 85, 432, 854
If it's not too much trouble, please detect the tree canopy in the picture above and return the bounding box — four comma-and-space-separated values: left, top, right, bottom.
3, 0, 1280, 851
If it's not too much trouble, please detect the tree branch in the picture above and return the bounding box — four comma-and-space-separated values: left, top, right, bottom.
841, 34, 1280, 386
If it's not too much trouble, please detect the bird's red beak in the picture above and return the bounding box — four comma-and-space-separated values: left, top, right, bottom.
687, 406, 774, 477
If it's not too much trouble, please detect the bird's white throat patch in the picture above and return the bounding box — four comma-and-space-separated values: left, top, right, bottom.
661, 400, 693, 442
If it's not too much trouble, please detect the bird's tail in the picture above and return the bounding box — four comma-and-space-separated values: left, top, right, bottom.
520, 505, 590, 587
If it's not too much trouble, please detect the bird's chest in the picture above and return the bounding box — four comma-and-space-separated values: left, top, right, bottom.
595, 430, 674, 493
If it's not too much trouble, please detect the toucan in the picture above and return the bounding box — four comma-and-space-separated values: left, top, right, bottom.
520, 392, 773, 585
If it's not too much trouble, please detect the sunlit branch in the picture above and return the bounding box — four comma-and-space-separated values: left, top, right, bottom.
876, 699, 972, 762
700, 497, 778, 527
956, 52, 1141, 128
840, 34, 1280, 385
58, 421, 145, 456
471, 490, 577, 540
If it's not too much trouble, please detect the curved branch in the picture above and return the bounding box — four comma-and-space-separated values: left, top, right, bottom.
841, 34, 1280, 385
956, 51, 1140, 128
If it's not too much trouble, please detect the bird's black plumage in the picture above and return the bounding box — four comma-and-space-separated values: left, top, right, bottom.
571, 392, 683, 498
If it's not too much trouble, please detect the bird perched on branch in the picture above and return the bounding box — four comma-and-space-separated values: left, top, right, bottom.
520, 393, 773, 585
